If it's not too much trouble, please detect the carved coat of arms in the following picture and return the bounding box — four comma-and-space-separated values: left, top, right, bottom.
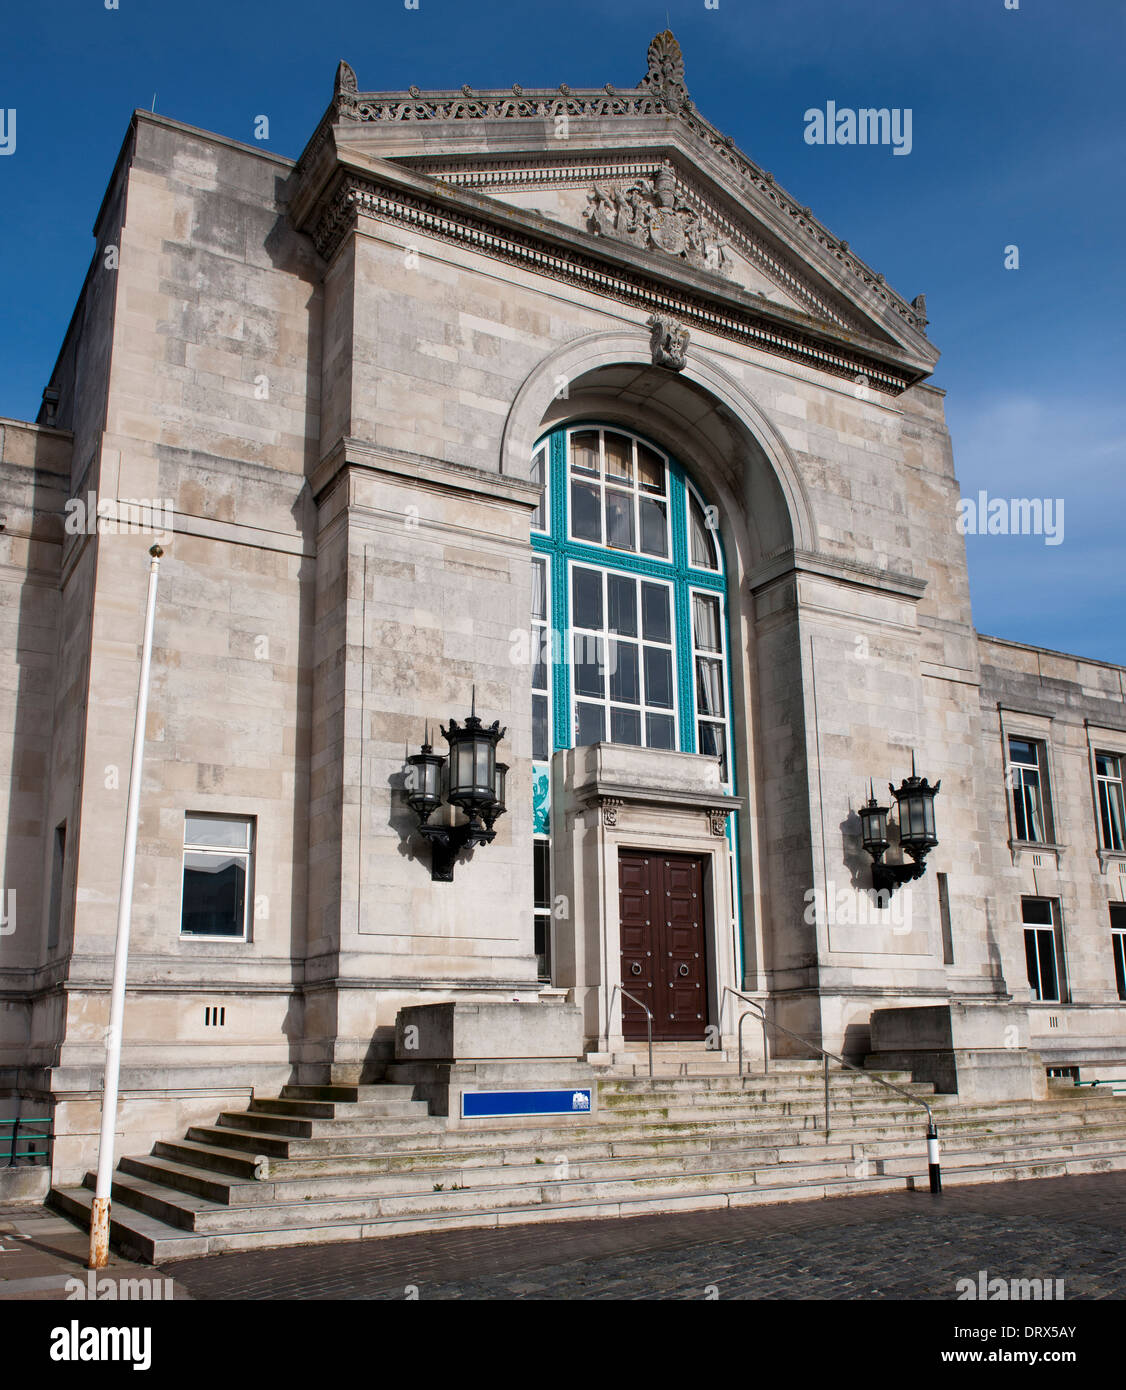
585, 169, 729, 276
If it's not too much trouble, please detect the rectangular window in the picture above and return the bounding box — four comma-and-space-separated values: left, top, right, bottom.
531, 556, 551, 762
533, 839, 552, 982
1008, 737, 1052, 843
181, 814, 254, 939
1096, 752, 1126, 852
570, 566, 677, 751
530, 446, 548, 532
1022, 897, 1065, 1002
46, 822, 66, 950
691, 590, 730, 783
1112, 904, 1126, 1002
937, 872, 954, 965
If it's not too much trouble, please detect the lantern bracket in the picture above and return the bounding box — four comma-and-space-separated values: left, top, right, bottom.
417, 818, 496, 882
870, 858, 928, 898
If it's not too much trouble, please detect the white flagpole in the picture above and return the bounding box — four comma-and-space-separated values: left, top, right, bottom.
89, 543, 163, 1269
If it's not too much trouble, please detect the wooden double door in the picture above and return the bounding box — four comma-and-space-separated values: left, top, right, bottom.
618, 849, 710, 1042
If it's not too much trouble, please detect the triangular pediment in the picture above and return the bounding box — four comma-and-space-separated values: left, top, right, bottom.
292, 36, 938, 386
391, 153, 858, 330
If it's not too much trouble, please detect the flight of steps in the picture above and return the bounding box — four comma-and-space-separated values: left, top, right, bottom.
50, 1064, 1126, 1263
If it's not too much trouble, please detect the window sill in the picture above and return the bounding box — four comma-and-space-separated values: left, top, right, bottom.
1008, 840, 1064, 868
178, 935, 254, 947
1098, 848, 1126, 874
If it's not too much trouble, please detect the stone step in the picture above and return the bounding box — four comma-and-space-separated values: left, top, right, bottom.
182, 1101, 1126, 1164
597, 1073, 939, 1095
59, 1141, 1126, 1263
223, 1106, 429, 1136
279, 1084, 419, 1103
140, 1113, 1126, 1192
248, 1097, 429, 1120
48, 1070, 1126, 1264
111, 1127, 1126, 1216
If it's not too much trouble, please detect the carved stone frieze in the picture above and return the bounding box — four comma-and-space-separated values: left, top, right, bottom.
307, 175, 918, 393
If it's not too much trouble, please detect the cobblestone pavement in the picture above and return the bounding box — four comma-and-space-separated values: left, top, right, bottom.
161, 1172, 1126, 1300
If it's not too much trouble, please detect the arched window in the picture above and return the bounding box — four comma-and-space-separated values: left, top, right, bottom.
531, 423, 732, 776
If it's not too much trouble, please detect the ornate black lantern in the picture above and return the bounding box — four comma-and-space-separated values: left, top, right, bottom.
858, 782, 890, 863
860, 754, 941, 898
891, 757, 941, 859
406, 690, 507, 881
404, 726, 445, 825
484, 762, 508, 831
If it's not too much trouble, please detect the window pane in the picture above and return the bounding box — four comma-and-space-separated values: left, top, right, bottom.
571, 480, 601, 542
605, 489, 635, 550
576, 701, 605, 746
692, 593, 720, 652
639, 496, 668, 557
609, 640, 640, 705
532, 694, 548, 761
636, 443, 665, 494
1009, 738, 1038, 767
533, 840, 551, 910
182, 853, 246, 936
690, 494, 717, 569
1114, 931, 1126, 1002
531, 448, 547, 530
610, 706, 642, 746
570, 430, 599, 475
573, 633, 605, 698
1037, 931, 1059, 1001
534, 914, 551, 980
607, 574, 637, 637
1106, 782, 1126, 851
531, 626, 548, 692
603, 432, 632, 481
699, 721, 727, 779
696, 657, 724, 717
1021, 779, 1044, 842
1024, 929, 1041, 999
646, 712, 675, 749
641, 583, 671, 643
1096, 752, 1117, 778
644, 645, 673, 708
531, 557, 547, 621
1021, 898, 1053, 926
185, 815, 250, 850
572, 567, 603, 630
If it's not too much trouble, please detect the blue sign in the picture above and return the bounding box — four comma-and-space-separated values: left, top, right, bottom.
461, 1088, 592, 1119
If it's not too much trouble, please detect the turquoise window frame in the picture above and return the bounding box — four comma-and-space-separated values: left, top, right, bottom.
532, 423, 728, 759
531, 421, 745, 980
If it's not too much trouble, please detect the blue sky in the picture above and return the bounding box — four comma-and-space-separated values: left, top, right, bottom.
1, 0, 1122, 662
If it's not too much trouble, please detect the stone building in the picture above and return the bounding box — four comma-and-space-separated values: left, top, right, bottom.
1, 32, 1124, 1188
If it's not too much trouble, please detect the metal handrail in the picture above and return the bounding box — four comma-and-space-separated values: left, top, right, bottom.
1, 1116, 52, 1167
719, 987, 942, 1193
608, 985, 654, 1080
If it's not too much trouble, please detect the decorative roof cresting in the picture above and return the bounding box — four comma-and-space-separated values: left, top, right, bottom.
639, 30, 690, 111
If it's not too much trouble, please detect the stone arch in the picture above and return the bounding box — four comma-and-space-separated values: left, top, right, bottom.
500, 328, 816, 565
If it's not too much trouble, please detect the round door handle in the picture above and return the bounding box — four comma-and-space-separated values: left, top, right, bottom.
630, 961, 642, 976
678, 964, 690, 977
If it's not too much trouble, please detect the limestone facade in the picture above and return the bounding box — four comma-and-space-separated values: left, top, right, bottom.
0, 34, 1123, 1183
